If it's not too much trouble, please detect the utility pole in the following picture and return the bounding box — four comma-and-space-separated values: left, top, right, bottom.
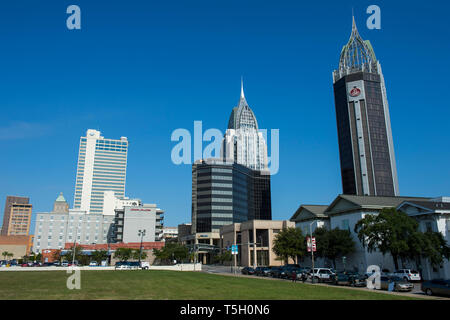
309, 221, 315, 283
72, 223, 79, 266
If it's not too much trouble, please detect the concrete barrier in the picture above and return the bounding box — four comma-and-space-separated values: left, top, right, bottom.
0, 264, 202, 272
0, 266, 115, 271
148, 263, 202, 271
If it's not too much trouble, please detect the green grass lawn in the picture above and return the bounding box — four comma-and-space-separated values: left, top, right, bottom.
0, 270, 420, 300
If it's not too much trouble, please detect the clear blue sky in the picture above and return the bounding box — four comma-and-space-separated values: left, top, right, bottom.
1, 1, 449, 233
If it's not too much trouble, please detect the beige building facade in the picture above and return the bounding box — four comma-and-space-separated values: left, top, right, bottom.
220, 220, 295, 268
1, 196, 32, 236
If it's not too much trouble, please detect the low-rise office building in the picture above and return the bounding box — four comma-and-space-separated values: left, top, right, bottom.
113, 203, 164, 243
33, 193, 115, 253
34, 208, 115, 253
220, 220, 295, 267
189, 158, 271, 264
162, 227, 178, 241
290, 194, 450, 279
0, 235, 34, 259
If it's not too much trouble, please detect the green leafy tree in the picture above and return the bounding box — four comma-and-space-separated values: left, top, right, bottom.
91, 250, 109, 264
314, 227, 355, 268
213, 251, 233, 264
153, 243, 189, 265
131, 249, 148, 261
52, 249, 62, 262
355, 207, 432, 270
272, 227, 306, 264
2, 251, 9, 260
114, 248, 133, 262
419, 231, 450, 267
63, 245, 83, 263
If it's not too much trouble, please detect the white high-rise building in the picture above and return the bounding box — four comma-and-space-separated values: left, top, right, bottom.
221, 81, 268, 170
73, 129, 128, 214
102, 190, 141, 216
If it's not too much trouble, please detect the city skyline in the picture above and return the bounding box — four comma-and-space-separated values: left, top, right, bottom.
1, 1, 450, 232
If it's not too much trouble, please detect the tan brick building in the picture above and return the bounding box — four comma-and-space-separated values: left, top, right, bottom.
0, 235, 33, 259
220, 220, 295, 268
1, 196, 32, 236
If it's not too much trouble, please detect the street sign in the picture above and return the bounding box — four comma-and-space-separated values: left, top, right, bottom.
231, 245, 238, 255
311, 237, 316, 252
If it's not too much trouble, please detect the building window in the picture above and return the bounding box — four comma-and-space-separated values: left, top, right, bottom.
341, 219, 350, 231
425, 222, 433, 233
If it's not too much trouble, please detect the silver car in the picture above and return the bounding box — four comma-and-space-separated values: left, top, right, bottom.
380, 276, 413, 292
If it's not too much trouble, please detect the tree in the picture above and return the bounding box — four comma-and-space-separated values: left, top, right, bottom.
213, 251, 233, 264
52, 249, 62, 262
272, 227, 306, 264
63, 244, 83, 263
114, 248, 133, 262
314, 227, 355, 268
131, 249, 147, 261
355, 207, 422, 270
419, 231, 450, 267
153, 243, 189, 265
2, 251, 9, 260
91, 250, 109, 264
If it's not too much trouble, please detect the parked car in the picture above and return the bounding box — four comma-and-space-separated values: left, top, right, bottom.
393, 269, 421, 282
129, 261, 141, 270
310, 268, 335, 283
255, 267, 269, 276
284, 266, 302, 280
53, 261, 61, 266
241, 266, 256, 275
332, 271, 366, 287
380, 276, 413, 292
42, 262, 54, 267
21, 263, 28, 267
292, 268, 308, 281
61, 261, 69, 267
280, 266, 295, 279
140, 261, 150, 270
421, 279, 450, 296
89, 261, 98, 267
268, 266, 282, 278
115, 261, 128, 270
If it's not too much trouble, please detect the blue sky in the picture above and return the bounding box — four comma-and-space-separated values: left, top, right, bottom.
0, 0, 449, 232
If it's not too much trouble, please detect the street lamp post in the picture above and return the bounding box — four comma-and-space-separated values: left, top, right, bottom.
72, 223, 79, 266
309, 221, 315, 283
138, 229, 146, 265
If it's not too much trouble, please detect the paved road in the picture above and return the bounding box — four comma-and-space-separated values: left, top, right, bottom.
201, 265, 449, 300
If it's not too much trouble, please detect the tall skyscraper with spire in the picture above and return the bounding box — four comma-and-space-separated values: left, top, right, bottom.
333, 17, 399, 196
221, 81, 268, 171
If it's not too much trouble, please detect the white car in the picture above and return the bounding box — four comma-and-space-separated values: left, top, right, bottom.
140, 261, 150, 270
393, 269, 421, 282
310, 268, 335, 282
89, 261, 98, 267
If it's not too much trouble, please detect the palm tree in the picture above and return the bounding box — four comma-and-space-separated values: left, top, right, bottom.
2, 251, 9, 260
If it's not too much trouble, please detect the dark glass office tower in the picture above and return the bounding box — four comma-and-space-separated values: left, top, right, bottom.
333, 18, 399, 196
192, 159, 271, 234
